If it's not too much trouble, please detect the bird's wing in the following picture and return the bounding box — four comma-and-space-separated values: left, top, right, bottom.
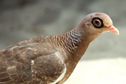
0, 39, 65, 84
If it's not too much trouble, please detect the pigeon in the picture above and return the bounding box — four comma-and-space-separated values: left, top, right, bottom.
0, 12, 119, 84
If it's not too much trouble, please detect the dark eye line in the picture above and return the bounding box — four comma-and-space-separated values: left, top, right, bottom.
91, 17, 104, 28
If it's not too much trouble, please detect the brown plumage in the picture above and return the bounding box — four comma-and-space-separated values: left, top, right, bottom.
0, 12, 119, 84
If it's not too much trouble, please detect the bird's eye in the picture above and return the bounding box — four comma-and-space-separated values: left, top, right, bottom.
91, 17, 104, 28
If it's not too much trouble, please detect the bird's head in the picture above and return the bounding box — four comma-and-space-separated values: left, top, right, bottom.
79, 12, 119, 36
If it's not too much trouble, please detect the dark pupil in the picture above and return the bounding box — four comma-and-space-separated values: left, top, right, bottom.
94, 20, 100, 26
92, 17, 103, 28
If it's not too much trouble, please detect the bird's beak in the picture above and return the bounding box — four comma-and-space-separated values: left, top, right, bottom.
106, 25, 119, 35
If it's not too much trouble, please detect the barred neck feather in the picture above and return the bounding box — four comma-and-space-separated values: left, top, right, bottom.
49, 28, 85, 55
63, 29, 83, 54
47, 26, 100, 58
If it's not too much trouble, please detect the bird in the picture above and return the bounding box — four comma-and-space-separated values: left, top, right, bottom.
0, 12, 119, 84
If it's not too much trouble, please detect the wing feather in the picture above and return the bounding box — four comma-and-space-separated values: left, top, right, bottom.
0, 38, 65, 83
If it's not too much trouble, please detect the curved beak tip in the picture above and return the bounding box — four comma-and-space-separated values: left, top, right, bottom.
108, 25, 119, 35
115, 29, 119, 35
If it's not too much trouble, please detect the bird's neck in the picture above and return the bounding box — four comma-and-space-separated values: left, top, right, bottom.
63, 28, 90, 63
55, 27, 100, 64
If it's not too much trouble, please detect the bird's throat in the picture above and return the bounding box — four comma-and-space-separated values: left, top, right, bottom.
64, 30, 90, 63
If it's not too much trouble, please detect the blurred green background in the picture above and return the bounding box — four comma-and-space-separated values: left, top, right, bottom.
0, 0, 125, 84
